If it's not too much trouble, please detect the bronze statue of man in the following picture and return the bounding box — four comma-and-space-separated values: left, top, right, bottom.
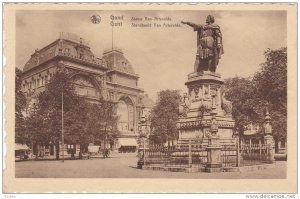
182, 15, 224, 73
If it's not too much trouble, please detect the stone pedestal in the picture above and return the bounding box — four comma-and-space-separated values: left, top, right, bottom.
177, 71, 235, 172
264, 135, 275, 163
177, 71, 235, 145
205, 135, 222, 172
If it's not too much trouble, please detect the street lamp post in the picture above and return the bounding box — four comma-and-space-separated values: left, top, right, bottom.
142, 135, 146, 165
61, 88, 64, 163
138, 111, 149, 167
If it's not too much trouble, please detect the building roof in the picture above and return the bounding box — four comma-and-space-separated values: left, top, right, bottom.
15, 143, 30, 150
102, 47, 137, 76
23, 32, 107, 72
243, 123, 261, 136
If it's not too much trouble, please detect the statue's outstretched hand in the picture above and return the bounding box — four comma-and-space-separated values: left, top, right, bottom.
181, 21, 187, 24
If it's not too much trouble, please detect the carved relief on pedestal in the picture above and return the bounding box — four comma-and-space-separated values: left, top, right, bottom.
177, 118, 234, 130
186, 84, 214, 115
181, 80, 234, 120
221, 93, 232, 116
95, 75, 102, 83
199, 85, 213, 114
210, 88, 217, 97
210, 85, 220, 106
189, 88, 195, 101
204, 129, 211, 138
199, 86, 203, 99
179, 92, 191, 117
194, 87, 199, 100
199, 100, 212, 114
203, 85, 210, 100
189, 86, 204, 103
216, 88, 222, 108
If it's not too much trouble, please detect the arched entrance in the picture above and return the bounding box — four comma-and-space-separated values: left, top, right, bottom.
116, 96, 137, 153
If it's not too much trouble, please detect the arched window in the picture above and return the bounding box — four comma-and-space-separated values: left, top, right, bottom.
72, 75, 98, 97
117, 100, 129, 131
117, 97, 134, 133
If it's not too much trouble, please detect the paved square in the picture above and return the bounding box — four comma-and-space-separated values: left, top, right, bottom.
15, 153, 286, 178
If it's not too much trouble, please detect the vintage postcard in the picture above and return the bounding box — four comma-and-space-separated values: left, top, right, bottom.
3, 3, 297, 193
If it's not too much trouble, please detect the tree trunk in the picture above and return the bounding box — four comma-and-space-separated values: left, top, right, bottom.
103, 135, 106, 159
104, 127, 107, 159
80, 144, 84, 153
56, 142, 60, 160
35, 144, 39, 160
274, 138, 279, 153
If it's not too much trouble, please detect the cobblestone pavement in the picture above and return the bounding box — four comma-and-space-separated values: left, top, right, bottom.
15, 152, 286, 178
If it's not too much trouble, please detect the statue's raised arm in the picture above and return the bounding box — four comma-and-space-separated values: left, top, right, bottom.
181, 21, 203, 29
181, 15, 224, 73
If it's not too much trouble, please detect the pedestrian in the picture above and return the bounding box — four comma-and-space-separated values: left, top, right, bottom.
71, 149, 75, 160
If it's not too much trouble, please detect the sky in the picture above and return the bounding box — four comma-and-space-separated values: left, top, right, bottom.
16, 10, 287, 101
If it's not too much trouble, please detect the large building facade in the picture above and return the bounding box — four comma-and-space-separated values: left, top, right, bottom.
21, 32, 152, 154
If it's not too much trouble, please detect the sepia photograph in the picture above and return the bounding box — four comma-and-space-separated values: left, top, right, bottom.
3, 2, 297, 193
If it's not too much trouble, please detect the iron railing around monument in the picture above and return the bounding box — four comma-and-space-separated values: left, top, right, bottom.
167, 146, 207, 167
240, 143, 270, 162
138, 139, 272, 170
221, 143, 238, 167
142, 146, 207, 168
221, 141, 273, 167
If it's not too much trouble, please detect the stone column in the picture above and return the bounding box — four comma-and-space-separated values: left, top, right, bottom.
205, 91, 222, 172
263, 105, 275, 163
188, 139, 192, 167
217, 88, 222, 112
259, 139, 262, 160
133, 103, 137, 134
178, 129, 182, 140
264, 135, 275, 163
285, 139, 287, 156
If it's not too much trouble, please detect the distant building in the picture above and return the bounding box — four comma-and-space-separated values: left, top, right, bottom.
20, 32, 153, 155
242, 123, 262, 145
242, 123, 286, 154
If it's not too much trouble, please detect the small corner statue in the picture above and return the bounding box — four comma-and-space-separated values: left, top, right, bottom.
182, 15, 224, 73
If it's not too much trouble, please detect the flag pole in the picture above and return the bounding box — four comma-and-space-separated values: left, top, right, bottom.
112, 24, 114, 50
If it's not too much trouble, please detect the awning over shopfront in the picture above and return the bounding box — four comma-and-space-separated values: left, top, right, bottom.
118, 138, 138, 147
15, 143, 30, 150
